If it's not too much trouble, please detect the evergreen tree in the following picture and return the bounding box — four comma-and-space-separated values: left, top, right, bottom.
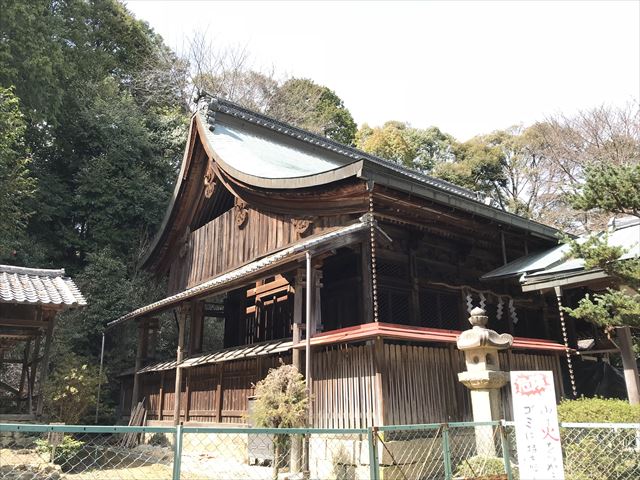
564, 163, 640, 328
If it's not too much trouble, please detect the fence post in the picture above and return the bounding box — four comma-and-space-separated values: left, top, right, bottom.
499, 421, 514, 480
442, 424, 453, 480
368, 427, 380, 480
172, 424, 183, 480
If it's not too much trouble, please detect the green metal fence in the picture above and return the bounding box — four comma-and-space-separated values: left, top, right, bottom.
1, 421, 638, 479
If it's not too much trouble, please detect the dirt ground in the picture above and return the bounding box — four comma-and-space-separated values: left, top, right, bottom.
0, 447, 281, 480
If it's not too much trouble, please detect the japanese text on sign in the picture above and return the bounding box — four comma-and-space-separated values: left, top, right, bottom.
511, 371, 564, 479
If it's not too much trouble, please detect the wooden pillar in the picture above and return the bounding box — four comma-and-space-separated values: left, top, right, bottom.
18, 340, 31, 406
291, 269, 307, 474
617, 326, 640, 405
292, 269, 305, 372
361, 241, 374, 323
313, 269, 323, 333
409, 250, 420, 326
36, 314, 55, 416
148, 318, 159, 362
215, 363, 224, 423
28, 335, 41, 413
188, 301, 204, 355
173, 309, 187, 425
158, 371, 165, 421
131, 318, 149, 413
184, 369, 191, 422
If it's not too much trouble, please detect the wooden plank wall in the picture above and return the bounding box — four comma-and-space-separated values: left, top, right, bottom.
167, 208, 353, 294
311, 344, 380, 429
381, 343, 565, 425
128, 354, 290, 423
383, 343, 472, 424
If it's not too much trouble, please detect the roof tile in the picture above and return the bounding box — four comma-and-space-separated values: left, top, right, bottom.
0, 265, 87, 307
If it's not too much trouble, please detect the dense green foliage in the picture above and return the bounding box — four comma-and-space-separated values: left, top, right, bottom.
356, 121, 455, 172
252, 364, 308, 429
267, 78, 357, 145
36, 435, 85, 470
453, 455, 516, 480
0, 0, 189, 420
252, 364, 307, 479
43, 361, 105, 424
557, 397, 640, 423
0, 86, 35, 256
559, 401, 639, 480
563, 162, 640, 328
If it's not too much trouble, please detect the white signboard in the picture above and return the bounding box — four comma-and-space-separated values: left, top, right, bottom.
511, 371, 564, 480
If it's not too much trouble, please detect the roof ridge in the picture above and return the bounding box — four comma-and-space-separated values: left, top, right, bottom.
0, 264, 66, 277
204, 96, 485, 202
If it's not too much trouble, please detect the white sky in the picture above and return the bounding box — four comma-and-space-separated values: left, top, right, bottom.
126, 0, 640, 141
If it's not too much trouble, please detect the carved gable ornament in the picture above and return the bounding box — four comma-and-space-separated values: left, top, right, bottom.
203, 158, 216, 198
292, 218, 313, 236
234, 199, 248, 229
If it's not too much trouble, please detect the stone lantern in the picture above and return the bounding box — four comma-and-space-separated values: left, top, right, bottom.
457, 307, 513, 456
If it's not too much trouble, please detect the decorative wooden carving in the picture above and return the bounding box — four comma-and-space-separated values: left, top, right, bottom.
292, 218, 313, 235
203, 158, 216, 198
179, 227, 191, 258
234, 199, 248, 229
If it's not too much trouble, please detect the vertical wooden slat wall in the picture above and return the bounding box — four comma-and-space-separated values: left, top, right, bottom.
167, 209, 353, 294
126, 354, 290, 423
380, 343, 564, 425
383, 343, 472, 424
311, 344, 380, 429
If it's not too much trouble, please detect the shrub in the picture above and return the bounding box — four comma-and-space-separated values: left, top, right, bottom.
43, 354, 105, 424
563, 436, 640, 480
558, 397, 640, 480
557, 397, 640, 423
252, 364, 308, 480
453, 455, 517, 479
36, 435, 85, 471
148, 432, 169, 447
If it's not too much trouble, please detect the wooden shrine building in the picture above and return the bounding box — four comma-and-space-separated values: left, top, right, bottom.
0, 265, 86, 418
111, 98, 574, 428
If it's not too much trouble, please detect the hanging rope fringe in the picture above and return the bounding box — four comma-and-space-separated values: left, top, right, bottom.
507, 299, 518, 325
496, 297, 504, 320
465, 291, 474, 314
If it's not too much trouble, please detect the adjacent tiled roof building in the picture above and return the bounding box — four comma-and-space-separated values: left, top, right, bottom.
0, 265, 87, 307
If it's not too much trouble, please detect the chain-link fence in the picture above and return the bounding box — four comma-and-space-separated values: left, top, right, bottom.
1, 422, 638, 479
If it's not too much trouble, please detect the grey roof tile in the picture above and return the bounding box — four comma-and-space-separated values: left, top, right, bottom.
0, 265, 87, 307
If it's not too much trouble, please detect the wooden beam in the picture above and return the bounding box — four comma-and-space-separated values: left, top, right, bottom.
0, 318, 49, 328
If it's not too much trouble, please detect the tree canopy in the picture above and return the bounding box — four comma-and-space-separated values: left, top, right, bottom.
563, 163, 640, 329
